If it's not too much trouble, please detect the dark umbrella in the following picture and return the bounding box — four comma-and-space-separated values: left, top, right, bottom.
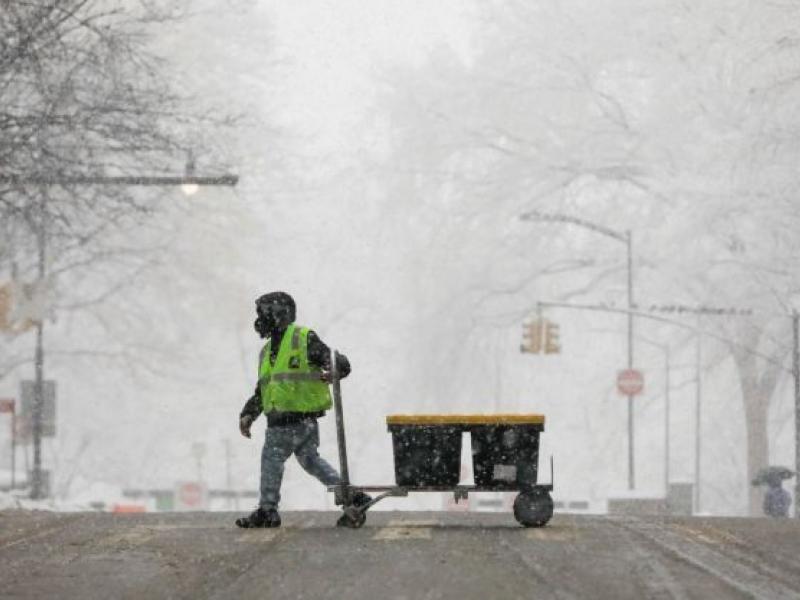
751, 466, 795, 487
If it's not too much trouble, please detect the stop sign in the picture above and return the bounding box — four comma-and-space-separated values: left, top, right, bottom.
175, 482, 207, 511
617, 369, 644, 395
180, 483, 202, 507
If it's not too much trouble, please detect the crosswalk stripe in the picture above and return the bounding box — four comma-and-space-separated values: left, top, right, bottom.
372, 519, 435, 540
526, 528, 577, 542
237, 530, 282, 543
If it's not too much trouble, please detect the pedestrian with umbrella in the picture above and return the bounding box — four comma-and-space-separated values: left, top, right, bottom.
751, 466, 795, 518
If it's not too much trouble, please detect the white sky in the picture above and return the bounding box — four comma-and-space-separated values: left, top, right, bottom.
263, 0, 474, 149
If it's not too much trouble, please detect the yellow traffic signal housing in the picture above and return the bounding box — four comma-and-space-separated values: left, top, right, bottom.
521, 318, 560, 354
545, 320, 560, 354
521, 320, 543, 353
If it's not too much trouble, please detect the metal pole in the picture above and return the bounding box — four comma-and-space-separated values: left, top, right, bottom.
224, 439, 232, 510
694, 329, 702, 513
32, 326, 44, 498
331, 350, 351, 502
792, 310, 800, 519
626, 230, 635, 490
31, 191, 46, 500
23, 427, 29, 485
0, 174, 239, 186
11, 406, 16, 489
664, 346, 670, 495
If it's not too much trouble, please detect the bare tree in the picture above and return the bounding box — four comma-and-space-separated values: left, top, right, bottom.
374, 0, 800, 514
0, 1, 213, 362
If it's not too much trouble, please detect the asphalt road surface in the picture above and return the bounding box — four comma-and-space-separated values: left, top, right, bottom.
2, 510, 800, 599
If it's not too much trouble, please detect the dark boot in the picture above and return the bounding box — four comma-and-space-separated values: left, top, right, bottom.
235, 507, 281, 528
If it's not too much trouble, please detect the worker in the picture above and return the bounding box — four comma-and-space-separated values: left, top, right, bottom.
235, 291, 370, 527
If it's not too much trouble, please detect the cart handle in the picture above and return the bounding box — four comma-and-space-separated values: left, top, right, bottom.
330, 349, 352, 504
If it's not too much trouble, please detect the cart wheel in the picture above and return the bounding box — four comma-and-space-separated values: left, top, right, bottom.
513, 489, 553, 528
336, 510, 366, 529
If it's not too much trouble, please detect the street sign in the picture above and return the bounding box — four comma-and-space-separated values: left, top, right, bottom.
0, 398, 14, 413
617, 369, 644, 395
19, 380, 56, 438
175, 482, 208, 511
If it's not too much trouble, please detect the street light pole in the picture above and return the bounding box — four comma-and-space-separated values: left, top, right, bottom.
664, 344, 671, 495
31, 192, 47, 499
793, 310, 800, 519
626, 230, 635, 490
592, 328, 673, 496
521, 211, 636, 489
694, 327, 702, 513
9, 165, 238, 499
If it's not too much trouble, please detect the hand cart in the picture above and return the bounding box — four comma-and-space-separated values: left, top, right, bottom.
327, 351, 554, 529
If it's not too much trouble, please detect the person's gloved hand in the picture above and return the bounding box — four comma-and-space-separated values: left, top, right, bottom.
239, 414, 254, 438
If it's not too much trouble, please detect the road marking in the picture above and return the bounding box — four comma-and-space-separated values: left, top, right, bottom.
97, 524, 226, 547
671, 524, 743, 547
387, 519, 438, 527
141, 524, 224, 532
372, 519, 435, 541
237, 530, 282, 543
526, 528, 577, 542
98, 529, 153, 547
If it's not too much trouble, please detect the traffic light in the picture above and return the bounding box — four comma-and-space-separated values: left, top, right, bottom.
521, 318, 560, 354
545, 320, 560, 354
521, 320, 543, 354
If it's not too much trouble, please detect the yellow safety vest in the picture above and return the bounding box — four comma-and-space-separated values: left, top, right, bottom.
258, 324, 332, 413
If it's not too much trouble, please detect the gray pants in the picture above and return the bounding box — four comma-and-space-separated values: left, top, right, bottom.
259, 419, 341, 510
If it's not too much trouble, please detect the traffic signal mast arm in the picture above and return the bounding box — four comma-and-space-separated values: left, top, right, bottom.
534, 300, 789, 373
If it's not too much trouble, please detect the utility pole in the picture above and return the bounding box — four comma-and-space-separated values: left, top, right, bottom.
11, 404, 16, 489
664, 345, 670, 494
694, 327, 702, 513
0, 399, 15, 488
626, 230, 635, 490
793, 310, 799, 519
10, 165, 238, 499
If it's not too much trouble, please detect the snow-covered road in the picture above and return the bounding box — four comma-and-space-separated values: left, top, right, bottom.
2, 511, 800, 599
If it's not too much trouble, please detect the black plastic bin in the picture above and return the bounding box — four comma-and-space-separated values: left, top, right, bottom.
387, 419, 462, 487
470, 421, 543, 490
386, 414, 545, 489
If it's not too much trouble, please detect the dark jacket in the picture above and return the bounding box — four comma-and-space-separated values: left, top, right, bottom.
239, 327, 350, 426
764, 485, 791, 518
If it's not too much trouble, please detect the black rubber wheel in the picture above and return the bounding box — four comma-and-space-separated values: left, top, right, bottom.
336, 510, 366, 529
513, 490, 553, 527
